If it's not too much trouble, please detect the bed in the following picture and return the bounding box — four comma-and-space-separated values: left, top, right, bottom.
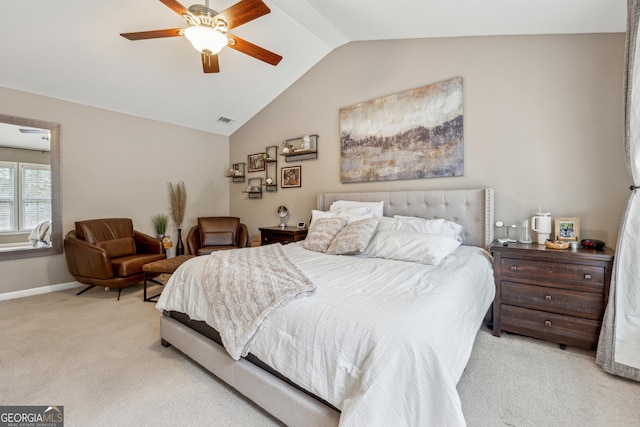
157, 188, 495, 426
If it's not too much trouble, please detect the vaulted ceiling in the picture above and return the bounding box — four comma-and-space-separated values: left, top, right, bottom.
0, 0, 626, 136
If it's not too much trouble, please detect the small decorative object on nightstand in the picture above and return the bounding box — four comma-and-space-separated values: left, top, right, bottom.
277, 205, 288, 228
259, 226, 307, 245
491, 241, 614, 350
495, 220, 517, 243
518, 219, 532, 243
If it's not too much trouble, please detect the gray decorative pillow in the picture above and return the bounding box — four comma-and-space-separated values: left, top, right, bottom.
326, 218, 379, 255
302, 217, 348, 253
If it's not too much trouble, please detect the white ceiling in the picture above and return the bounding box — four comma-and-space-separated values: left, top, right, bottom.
0, 0, 626, 137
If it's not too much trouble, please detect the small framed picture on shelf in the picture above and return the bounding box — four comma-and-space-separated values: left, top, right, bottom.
248, 153, 265, 172
555, 217, 580, 241
281, 165, 301, 188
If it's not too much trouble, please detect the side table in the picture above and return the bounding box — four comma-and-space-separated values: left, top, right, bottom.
259, 226, 308, 245
142, 255, 195, 302
491, 241, 614, 350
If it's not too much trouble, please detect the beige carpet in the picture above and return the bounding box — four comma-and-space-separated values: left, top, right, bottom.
1, 283, 639, 427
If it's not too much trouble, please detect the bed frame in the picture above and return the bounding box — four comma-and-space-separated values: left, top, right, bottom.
159, 188, 494, 427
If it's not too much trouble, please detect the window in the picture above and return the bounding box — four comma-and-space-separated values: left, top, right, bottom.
0, 161, 50, 232
0, 161, 16, 231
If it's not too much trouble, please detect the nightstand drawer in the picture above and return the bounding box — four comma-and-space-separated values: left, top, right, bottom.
501, 281, 605, 320
259, 227, 308, 246
262, 234, 292, 245
500, 258, 604, 292
501, 304, 601, 350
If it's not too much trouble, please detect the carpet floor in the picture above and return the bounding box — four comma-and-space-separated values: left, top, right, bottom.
1, 282, 639, 426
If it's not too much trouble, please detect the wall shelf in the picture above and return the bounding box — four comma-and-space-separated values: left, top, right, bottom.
281, 134, 318, 162
264, 145, 278, 192
226, 162, 246, 183
242, 177, 263, 198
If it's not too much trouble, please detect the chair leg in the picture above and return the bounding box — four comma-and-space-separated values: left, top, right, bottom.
76, 285, 95, 296
117, 288, 122, 301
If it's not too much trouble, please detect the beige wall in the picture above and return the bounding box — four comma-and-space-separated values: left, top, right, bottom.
0, 33, 628, 294
230, 34, 628, 247
0, 87, 230, 294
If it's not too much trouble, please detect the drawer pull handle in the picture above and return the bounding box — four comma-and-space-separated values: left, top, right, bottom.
584, 274, 592, 280
545, 320, 552, 327
510, 265, 517, 271
545, 294, 552, 301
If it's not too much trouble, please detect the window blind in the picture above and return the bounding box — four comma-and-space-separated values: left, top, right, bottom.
20, 163, 51, 230
0, 161, 16, 231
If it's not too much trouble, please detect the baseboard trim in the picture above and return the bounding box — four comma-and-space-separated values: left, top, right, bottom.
0, 281, 82, 302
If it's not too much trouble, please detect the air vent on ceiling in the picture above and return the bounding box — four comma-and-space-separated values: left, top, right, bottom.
217, 116, 235, 125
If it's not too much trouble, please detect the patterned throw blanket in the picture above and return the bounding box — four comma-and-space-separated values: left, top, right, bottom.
203, 244, 316, 360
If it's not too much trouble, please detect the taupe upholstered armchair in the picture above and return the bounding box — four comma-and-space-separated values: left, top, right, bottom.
64, 218, 165, 300
186, 216, 249, 256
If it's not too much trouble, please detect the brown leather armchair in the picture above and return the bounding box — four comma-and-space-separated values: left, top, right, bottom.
64, 218, 166, 300
186, 216, 249, 256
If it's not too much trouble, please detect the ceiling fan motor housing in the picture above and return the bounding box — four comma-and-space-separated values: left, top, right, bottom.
187, 4, 227, 30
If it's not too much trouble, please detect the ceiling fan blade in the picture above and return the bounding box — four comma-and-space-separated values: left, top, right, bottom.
227, 35, 282, 66
217, 0, 271, 30
120, 28, 183, 40
202, 53, 220, 73
159, 0, 191, 17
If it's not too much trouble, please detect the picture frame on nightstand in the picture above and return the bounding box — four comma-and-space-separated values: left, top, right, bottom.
555, 217, 580, 241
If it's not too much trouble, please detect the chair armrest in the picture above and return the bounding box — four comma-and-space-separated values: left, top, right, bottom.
186, 225, 200, 255
63, 232, 114, 279
134, 231, 163, 254
238, 223, 249, 248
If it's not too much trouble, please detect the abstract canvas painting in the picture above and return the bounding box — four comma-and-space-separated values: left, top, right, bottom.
339, 77, 464, 183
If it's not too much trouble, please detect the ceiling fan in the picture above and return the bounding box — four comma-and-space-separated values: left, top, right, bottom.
120, 0, 282, 73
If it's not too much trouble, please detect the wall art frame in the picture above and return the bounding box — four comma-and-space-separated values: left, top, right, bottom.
339, 77, 464, 183
281, 165, 301, 188
248, 153, 266, 172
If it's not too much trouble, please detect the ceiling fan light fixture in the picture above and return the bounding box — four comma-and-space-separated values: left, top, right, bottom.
184, 26, 227, 54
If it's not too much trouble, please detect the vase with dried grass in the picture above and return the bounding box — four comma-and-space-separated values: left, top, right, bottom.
169, 181, 187, 256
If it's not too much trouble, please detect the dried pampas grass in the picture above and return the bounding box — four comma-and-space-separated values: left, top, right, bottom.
169, 181, 186, 228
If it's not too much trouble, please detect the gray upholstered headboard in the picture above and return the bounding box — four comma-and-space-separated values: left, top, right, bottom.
317, 188, 494, 248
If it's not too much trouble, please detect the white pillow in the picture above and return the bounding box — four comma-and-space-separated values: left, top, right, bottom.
375, 216, 397, 231
329, 200, 384, 218
392, 216, 445, 233
365, 230, 461, 265
310, 209, 373, 228
393, 215, 464, 242
303, 217, 348, 253
309, 210, 343, 229
342, 209, 374, 224
326, 218, 379, 255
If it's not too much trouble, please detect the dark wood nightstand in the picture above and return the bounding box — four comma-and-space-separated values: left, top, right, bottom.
259, 226, 308, 245
491, 241, 614, 350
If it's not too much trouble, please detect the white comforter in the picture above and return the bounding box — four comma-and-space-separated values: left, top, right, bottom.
157, 243, 495, 426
